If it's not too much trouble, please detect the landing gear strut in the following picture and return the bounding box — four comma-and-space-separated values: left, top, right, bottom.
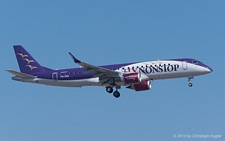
188, 76, 194, 87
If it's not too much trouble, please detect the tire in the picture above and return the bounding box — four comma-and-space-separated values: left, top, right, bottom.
113, 91, 120, 98
106, 86, 113, 93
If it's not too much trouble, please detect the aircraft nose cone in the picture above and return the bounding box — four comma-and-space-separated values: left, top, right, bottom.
205, 67, 213, 73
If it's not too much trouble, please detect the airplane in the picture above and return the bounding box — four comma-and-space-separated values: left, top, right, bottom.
7, 45, 213, 98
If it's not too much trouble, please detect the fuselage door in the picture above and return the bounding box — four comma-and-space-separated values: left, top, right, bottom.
182, 61, 187, 70
52, 72, 58, 80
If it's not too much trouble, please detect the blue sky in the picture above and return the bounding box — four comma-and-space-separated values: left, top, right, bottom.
1, 1, 224, 140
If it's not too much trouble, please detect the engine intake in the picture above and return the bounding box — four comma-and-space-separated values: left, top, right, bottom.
123, 73, 141, 84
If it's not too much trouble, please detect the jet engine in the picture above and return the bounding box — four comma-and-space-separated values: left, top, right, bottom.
126, 81, 151, 91
122, 73, 141, 84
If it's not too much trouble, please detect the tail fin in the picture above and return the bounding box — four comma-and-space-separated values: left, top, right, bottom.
13, 45, 44, 74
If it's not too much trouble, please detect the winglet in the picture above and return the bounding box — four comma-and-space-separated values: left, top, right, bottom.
69, 52, 81, 63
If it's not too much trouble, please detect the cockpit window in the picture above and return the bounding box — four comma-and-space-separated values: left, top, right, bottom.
192, 60, 203, 64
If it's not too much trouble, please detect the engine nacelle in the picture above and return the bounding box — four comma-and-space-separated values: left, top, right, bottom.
127, 81, 151, 91
123, 73, 141, 84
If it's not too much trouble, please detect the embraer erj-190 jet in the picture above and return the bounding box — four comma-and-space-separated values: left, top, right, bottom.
7, 45, 213, 98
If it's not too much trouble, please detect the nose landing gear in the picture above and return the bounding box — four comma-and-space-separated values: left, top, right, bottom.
188, 76, 194, 87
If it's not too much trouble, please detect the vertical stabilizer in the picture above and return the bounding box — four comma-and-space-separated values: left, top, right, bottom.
13, 45, 44, 74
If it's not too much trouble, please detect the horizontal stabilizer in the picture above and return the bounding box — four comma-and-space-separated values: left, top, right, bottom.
6, 70, 35, 78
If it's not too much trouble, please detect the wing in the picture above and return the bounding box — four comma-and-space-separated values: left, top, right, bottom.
69, 53, 121, 84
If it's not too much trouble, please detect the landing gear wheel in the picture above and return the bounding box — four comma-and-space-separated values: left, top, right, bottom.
187, 76, 194, 87
113, 91, 120, 98
106, 86, 113, 93
188, 83, 193, 87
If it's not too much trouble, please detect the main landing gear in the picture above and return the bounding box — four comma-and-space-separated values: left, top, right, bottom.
106, 86, 120, 98
188, 76, 194, 87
